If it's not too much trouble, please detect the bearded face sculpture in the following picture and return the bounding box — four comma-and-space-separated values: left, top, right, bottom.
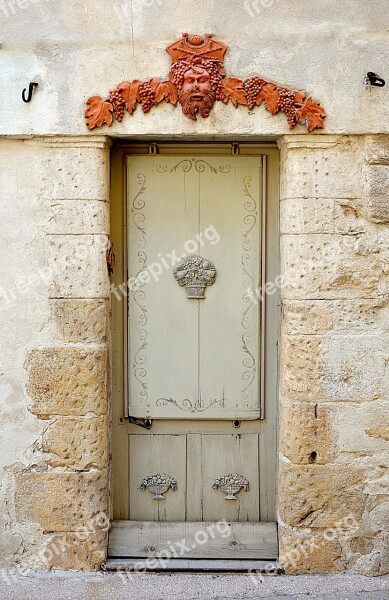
178, 66, 216, 120
169, 57, 223, 121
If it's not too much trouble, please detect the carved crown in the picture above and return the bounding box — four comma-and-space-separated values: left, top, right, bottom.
166, 33, 228, 64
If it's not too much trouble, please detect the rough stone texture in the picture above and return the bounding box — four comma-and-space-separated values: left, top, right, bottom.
27, 348, 108, 417
364, 139, 389, 223
279, 138, 364, 199
36, 144, 110, 201
44, 532, 108, 571
281, 333, 389, 403
280, 198, 335, 234
15, 472, 108, 532
281, 234, 389, 300
334, 402, 389, 455
49, 234, 110, 299
280, 401, 333, 464
279, 463, 366, 528
366, 136, 389, 165
279, 136, 389, 576
46, 200, 110, 235
278, 527, 344, 574
52, 299, 109, 344
0, 573, 388, 600
365, 166, 389, 224
42, 417, 108, 470
0, 137, 111, 573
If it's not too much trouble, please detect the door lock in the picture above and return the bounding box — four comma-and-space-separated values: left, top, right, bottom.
128, 417, 152, 430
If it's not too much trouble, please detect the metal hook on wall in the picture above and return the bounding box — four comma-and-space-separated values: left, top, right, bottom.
365, 72, 385, 87
22, 82, 38, 103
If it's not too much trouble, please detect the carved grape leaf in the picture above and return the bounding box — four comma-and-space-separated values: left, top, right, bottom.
218, 78, 247, 107
294, 91, 306, 104
295, 96, 326, 132
85, 96, 113, 130
117, 80, 141, 114
149, 78, 178, 105
255, 81, 280, 115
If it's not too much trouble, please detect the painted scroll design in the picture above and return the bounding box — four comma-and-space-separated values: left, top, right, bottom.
241, 176, 257, 408
131, 173, 149, 407
156, 397, 225, 414
156, 158, 231, 175
85, 33, 326, 132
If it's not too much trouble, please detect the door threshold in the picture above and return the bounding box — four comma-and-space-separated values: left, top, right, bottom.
103, 558, 283, 573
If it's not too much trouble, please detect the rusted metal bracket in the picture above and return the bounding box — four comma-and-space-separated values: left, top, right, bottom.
106, 239, 115, 275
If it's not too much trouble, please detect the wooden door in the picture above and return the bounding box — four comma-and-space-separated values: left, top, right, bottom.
110, 148, 279, 565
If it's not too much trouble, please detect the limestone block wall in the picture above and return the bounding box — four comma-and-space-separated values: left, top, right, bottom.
278, 134, 389, 575
0, 136, 111, 572
0, 133, 388, 576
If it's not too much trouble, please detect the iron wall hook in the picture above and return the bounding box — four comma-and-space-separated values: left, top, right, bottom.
365, 72, 385, 87
22, 82, 38, 103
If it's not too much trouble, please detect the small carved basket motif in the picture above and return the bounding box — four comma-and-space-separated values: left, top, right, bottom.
174, 255, 216, 299
140, 473, 177, 500
212, 473, 249, 500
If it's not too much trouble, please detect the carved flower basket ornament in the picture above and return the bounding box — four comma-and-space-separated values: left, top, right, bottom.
85, 33, 326, 132
213, 473, 250, 500
173, 255, 216, 299
140, 473, 177, 500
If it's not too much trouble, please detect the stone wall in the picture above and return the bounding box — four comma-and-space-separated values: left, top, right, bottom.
278, 134, 389, 575
0, 137, 111, 572
1, 134, 387, 575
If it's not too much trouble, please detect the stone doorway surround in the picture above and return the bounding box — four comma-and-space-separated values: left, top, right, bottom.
1, 134, 388, 576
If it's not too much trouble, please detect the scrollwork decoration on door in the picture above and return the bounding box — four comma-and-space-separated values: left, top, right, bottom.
241, 175, 258, 408
131, 173, 149, 407
156, 159, 232, 175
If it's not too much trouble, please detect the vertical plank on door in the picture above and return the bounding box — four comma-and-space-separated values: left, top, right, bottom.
186, 433, 203, 521
129, 434, 186, 521
201, 434, 260, 522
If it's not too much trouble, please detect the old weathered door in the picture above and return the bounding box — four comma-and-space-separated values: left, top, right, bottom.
110, 149, 278, 566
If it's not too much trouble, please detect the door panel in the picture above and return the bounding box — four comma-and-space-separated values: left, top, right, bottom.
128, 431, 259, 523
127, 155, 262, 420
201, 434, 260, 522
128, 434, 187, 521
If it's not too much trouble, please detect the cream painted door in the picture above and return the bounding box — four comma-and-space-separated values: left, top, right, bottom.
110, 153, 278, 562
128, 155, 262, 420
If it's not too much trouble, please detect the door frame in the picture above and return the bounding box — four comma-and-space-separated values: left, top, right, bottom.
110, 142, 280, 534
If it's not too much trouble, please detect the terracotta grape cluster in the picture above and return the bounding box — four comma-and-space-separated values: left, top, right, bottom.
109, 89, 125, 122
278, 88, 297, 128
139, 81, 156, 113
170, 61, 191, 90
244, 76, 262, 110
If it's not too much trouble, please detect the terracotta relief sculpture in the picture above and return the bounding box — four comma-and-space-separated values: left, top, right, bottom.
85, 33, 326, 131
